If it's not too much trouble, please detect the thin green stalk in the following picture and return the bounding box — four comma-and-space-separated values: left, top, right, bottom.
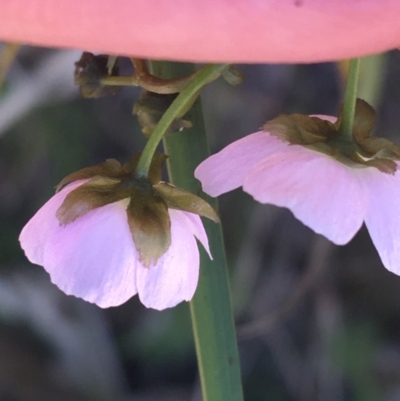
149, 61, 244, 401
338, 58, 361, 140
135, 63, 228, 178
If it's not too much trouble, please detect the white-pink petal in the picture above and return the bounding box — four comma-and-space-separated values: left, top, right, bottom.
195, 131, 289, 197
19, 181, 85, 266
20, 182, 139, 308
136, 210, 200, 310
178, 211, 212, 259
361, 167, 400, 275
43, 200, 138, 308
243, 147, 367, 245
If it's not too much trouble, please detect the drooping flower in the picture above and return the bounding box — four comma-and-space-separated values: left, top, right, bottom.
1, 1, 400, 63
195, 99, 400, 275
20, 154, 218, 310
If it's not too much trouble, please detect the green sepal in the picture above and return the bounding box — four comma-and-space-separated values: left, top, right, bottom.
362, 158, 397, 174
357, 137, 400, 160
263, 114, 334, 145
262, 98, 400, 174
56, 159, 123, 192
127, 184, 171, 267
348, 98, 376, 141
154, 182, 220, 223
121, 152, 169, 184
56, 178, 131, 224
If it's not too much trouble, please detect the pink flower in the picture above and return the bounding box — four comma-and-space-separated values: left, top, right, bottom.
1, 1, 400, 63
195, 118, 400, 275
19, 180, 211, 310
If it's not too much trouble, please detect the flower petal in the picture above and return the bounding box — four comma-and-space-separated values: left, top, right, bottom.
178, 211, 212, 259
195, 131, 289, 197
243, 147, 367, 244
19, 181, 85, 265
361, 166, 400, 275
136, 210, 200, 310
42, 200, 138, 308
20, 181, 138, 307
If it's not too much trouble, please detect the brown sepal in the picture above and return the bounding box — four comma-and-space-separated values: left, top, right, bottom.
56, 179, 130, 224
353, 99, 376, 141
56, 159, 124, 193
263, 114, 334, 145
357, 137, 400, 160
335, 98, 376, 141
154, 183, 220, 223
121, 154, 141, 175
122, 152, 168, 184
362, 158, 397, 175
127, 187, 171, 267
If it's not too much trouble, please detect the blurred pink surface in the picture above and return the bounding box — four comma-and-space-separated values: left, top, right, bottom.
1, 0, 399, 63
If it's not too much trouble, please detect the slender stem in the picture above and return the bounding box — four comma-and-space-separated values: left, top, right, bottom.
101, 75, 140, 86
149, 61, 244, 401
101, 71, 194, 94
135, 63, 228, 178
338, 58, 361, 140
130, 58, 199, 93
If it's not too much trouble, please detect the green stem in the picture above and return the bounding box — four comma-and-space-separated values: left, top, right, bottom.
135, 63, 228, 178
338, 58, 361, 140
149, 61, 244, 401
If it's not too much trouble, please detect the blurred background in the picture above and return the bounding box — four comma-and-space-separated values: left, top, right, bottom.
1, 44, 400, 401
